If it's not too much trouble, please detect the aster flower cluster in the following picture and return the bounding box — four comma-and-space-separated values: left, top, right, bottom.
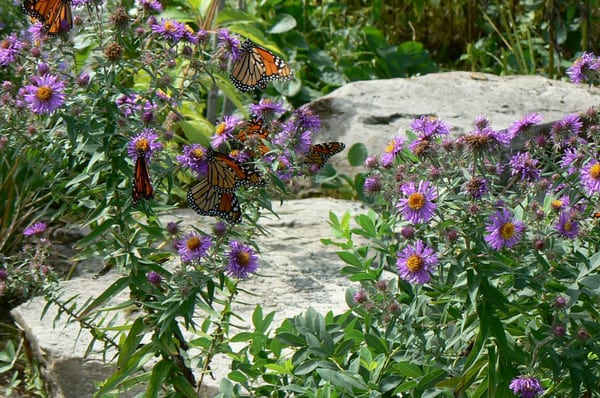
341, 80, 600, 394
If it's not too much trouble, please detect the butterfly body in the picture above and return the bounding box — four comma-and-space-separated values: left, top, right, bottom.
132, 150, 154, 205
22, 0, 72, 34
230, 39, 293, 92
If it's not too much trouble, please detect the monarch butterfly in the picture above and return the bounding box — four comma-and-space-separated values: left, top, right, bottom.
21, 0, 73, 35
206, 148, 265, 191
303, 142, 346, 171
132, 150, 154, 205
236, 117, 271, 156
187, 178, 242, 224
230, 39, 293, 92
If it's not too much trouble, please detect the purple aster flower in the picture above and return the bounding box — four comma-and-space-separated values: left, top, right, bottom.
229, 149, 252, 163
464, 177, 488, 199
556, 211, 579, 239
551, 113, 583, 148
508, 375, 544, 398
22, 74, 66, 114
293, 106, 321, 132
211, 115, 240, 148
116, 93, 140, 117
24, 222, 47, 236
567, 52, 600, 85
396, 240, 438, 284
550, 196, 570, 212
364, 175, 382, 194
559, 148, 581, 175
37, 62, 50, 75
462, 125, 510, 150
182, 24, 199, 44
177, 144, 209, 178
216, 29, 241, 61
353, 289, 369, 304
147, 271, 162, 285
484, 208, 525, 250
166, 221, 179, 235
274, 154, 293, 181
127, 128, 162, 160
473, 115, 491, 130
77, 72, 90, 87
580, 159, 600, 196
0, 269, 7, 282
381, 136, 404, 168
509, 152, 540, 181
176, 231, 212, 263
364, 155, 380, 169
28, 22, 47, 42
396, 180, 437, 224
225, 240, 259, 279
213, 221, 227, 236
0, 33, 25, 66
507, 113, 542, 140
249, 99, 286, 118
138, 0, 162, 12
150, 18, 186, 43
410, 115, 450, 139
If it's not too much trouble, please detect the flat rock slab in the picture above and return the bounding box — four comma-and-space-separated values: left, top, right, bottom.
11, 198, 363, 397
311, 72, 600, 174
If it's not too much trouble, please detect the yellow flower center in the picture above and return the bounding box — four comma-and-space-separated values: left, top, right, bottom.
186, 236, 201, 251
385, 141, 395, 153
184, 24, 194, 34
229, 149, 240, 157
215, 122, 226, 136
563, 220, 572, 232
36, 85, 52, 101
590, 164, 600, 179
135, 138, 150, 152
236, 251, 251, 267
406, 254, 424, 273
192, 148, 204, 159
164, 21, 176, 32
500, 222, 515, 239
551, 199, 563, 210
407, 192, 425, 210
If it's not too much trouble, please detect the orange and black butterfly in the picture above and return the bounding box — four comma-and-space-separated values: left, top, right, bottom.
132, 150, 154, 205
187, 178, 242, 224
303, 142, 346, 172
230, 39, 293, 92
236, 117, 271, 156
205, 148, 265, 191
21, 0, 73, 35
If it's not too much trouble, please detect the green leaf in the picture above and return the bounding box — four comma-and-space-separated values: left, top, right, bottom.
117, 318, 147, 370
348, 143, 369, 166
336, 251, 363, 268
317, 369, 368, 392
268, 14, 297, 34
147, 360, 173, 398
391, 361, 423, 378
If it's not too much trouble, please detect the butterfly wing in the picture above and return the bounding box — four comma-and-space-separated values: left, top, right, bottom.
132, 152, 154, 205
230, 40, 266, 92
207, 149, 265, 191
22, 0, 72, 34
303, 142, 346, 171
254, 45, 293, 82
187, 178, 241, 224
237, 117, 271, 156
230, 39, 293, 92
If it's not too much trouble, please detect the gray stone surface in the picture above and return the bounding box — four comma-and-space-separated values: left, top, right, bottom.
311, 71, 600, 174
10, 72, 600, 397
